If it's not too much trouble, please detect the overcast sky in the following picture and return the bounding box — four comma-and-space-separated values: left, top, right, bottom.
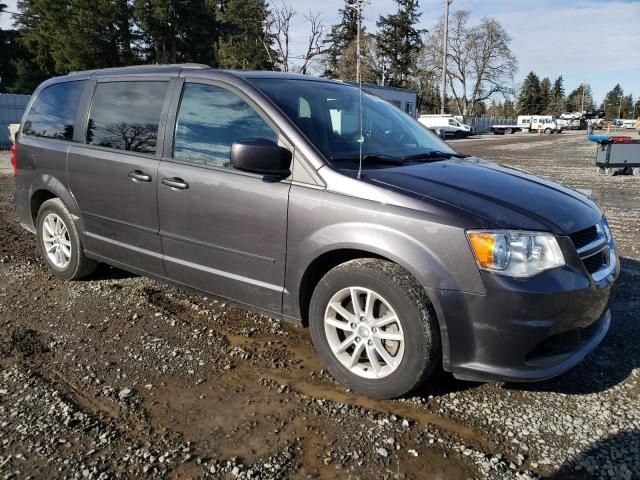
2, 0, 639, 104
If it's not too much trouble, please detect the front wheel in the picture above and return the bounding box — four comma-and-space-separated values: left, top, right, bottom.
36, 198, 97, 280
544, 128, 552, 135
309, 259, 440, 399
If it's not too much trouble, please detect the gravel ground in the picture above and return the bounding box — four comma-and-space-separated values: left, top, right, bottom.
1, 132, 639, 479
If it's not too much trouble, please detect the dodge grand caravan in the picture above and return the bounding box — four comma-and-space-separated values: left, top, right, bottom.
12, 65, 619, 399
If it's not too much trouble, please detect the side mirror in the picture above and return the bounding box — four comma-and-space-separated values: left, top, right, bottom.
231, 138, 292, 177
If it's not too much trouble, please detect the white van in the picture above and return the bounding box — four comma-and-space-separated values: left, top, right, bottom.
517, 115, 563, 134
418, 114, 472, 138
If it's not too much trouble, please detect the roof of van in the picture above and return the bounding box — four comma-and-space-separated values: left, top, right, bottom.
65, 64, 343, 84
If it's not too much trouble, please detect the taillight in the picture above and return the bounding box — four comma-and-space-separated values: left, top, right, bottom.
10, 143, 17, 177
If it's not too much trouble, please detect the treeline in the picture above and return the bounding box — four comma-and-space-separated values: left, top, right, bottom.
0, 0, 520, 118
512, 71, 639, 119
0, 0, 274, 92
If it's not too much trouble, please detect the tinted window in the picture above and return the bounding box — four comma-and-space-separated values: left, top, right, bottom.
87, 81, 168, 154
23, 81, 85, 141
174, 83, 277, 168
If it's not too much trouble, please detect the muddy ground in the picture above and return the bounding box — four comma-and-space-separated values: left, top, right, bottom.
0, 132, 639, 479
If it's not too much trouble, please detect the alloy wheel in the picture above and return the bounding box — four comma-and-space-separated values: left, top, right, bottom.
324, 286, 405, 379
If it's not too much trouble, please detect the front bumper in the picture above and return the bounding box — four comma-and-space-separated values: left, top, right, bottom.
433, 237, 619, 383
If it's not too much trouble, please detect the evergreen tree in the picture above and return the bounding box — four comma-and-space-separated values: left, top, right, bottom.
547, 75, 564, 115
133, 0, 218, 65
539, 77, 551, 114
333, 35, 377, 83
375, 0, 423, 88
552, 75, 564, 100
566, 83, 595, 112
601, 84, 625, 119
15, 0, 137, 75
323, 0, 359, 78
518, 71, 541, 114
217, 0, 274, 70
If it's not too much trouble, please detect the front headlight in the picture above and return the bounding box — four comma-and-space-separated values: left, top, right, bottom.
466, 230, 565, 278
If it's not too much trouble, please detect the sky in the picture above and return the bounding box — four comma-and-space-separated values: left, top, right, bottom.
2, 0, 639, 105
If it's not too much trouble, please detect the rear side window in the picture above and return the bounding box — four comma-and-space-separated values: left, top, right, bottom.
173, 83, 277, 168
23, 81, 85, 141
86, 81, 168, 154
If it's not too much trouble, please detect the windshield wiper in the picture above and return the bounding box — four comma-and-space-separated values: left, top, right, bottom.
402, 151, 469, 161
330, 154, 406, 165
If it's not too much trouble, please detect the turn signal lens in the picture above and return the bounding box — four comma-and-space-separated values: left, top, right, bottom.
468, 233, 496, 268
467, 230, 565, 278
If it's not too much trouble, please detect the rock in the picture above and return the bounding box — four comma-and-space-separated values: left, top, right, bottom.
118, 388, 133, 399
377, 447, 388, 458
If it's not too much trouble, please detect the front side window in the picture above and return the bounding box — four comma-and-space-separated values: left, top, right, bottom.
23, 81, 85, 141
252, 78, 455, 170
173, 83, 277, 168
87, 81, 168, 154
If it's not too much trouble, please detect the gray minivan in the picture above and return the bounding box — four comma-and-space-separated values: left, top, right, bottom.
12, 65, 619, 398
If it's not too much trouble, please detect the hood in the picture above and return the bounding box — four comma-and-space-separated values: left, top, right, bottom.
365, 157, 602, 234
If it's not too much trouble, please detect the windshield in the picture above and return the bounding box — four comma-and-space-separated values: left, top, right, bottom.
252, 79, 456, 169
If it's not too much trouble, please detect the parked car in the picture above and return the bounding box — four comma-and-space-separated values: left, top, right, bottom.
12, 65, 619, 398
417, 114, 472, 138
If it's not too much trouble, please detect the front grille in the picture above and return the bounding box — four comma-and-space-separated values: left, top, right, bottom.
569, 225, 598, 250
569, 222, 611, 279
583, 250, 608, 274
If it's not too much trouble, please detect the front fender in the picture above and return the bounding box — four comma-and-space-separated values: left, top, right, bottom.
290, 222, 463, 295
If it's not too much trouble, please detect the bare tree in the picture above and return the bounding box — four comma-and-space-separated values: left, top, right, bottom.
422, 11, 517, 116
298, 12, 327, 74
264, 3, 327, 73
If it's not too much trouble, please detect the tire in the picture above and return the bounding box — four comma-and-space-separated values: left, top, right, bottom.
544, 128, 552, 135
505, 128, 513, 135
454, 131, 464, 139
308, 258, 440, 399
597, 167, 606, 175
632, 167, 640, 176
604, 168, 616, 177
36, 198, 97, 280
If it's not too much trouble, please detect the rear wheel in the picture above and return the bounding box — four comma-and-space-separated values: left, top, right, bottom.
632, 167, 640, 176
544, 128, 552, 135
36, 198, 97, 280
505, 128, 513, 135
604, 168, 616, 176
309, 259, 440, 399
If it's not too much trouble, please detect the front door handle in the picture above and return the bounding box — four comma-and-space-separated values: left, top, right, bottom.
128, 170, 152, 182
161, 177, 189, 190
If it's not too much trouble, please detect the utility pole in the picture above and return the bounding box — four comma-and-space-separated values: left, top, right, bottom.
580, 81, 586, 112
440, 0, 451, 115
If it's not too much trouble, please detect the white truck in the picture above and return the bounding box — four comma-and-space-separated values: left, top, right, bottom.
418, 114, 472, 138
490, 115, 563, 135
